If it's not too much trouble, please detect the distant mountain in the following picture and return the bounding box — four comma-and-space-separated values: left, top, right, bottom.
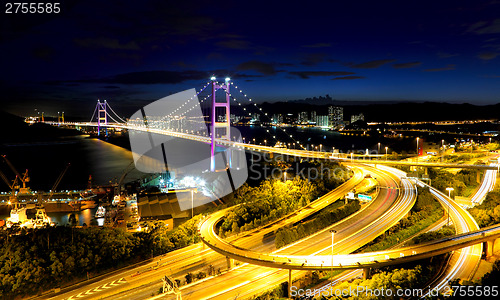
0, 110, 81, 145
254, 101, 500, 122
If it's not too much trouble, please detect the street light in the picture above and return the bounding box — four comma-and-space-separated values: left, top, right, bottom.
320, 144, 323, 152
385, 147, 388, 160
264, 139, 267, 147
416, 137, 420, 179
191, 188, 198, 218
284, 171, 287, 182
446, 187, 454, 226
378, 142, 381, 158
441, 139, 445, 163
330, 229, 337, 284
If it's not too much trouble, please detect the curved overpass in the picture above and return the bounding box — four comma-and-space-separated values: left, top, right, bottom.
198, 164, 421, 271
199, 203, 500, 272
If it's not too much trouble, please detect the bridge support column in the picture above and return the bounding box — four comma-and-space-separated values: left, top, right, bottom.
288, 269, 292, 298
363, 267, 371, 280
226, 256, 233, 270
424, 167, 428, 175
477, 171, 481, 184
485, 240, 495, 258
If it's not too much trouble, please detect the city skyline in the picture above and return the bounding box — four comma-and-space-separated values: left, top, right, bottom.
1, 0, 500, 118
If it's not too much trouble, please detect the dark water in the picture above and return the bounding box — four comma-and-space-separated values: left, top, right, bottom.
235, 125, 396, 153
0, 137, 144, 223
0, 136, 144, 192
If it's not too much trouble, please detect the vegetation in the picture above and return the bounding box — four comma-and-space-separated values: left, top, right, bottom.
409, 225, 455, 246
275, 200, 361, 248
0, 216, 202, 298
428, 168, 479, 197
218, 160, 351, 237
469, 191, 500, 227
319, 261, 442, 300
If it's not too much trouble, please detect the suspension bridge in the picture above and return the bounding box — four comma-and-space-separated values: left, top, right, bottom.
44, 77, 499, 171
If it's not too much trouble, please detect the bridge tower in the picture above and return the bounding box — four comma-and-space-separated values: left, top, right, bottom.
210, 77, 231, 172
97, 100, 108, 136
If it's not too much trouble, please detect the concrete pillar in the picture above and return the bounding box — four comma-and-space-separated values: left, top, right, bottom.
424, 167, 428, 175
477, 171, 481, 184
226, 256, 232, 270
485, 240, 495, 258
288, 269, 292, 298
363, 267, 371, 280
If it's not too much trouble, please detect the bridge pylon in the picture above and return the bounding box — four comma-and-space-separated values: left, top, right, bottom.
96, 100, 108, 136
210, 77, 232, 172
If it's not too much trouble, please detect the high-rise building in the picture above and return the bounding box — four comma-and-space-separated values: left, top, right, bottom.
298, 111, 308, 124
316, 115, 329, 127
328, 106, 343, 128
310, 111, 317, 123
272, 114, 283, 124
351, 113, 365, 123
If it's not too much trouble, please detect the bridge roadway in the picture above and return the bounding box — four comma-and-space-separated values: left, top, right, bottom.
54, 121, 498, 170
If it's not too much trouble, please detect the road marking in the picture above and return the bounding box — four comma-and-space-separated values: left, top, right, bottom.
198, 280, 250, 300
66, 278, 126, 299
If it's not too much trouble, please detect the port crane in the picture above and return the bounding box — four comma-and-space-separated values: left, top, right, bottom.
0, 169, 19, 202
48, 163, 71, 200
1, 155, 30, 194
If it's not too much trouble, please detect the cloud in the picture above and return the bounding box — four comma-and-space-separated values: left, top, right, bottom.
331, 76, 365, 80
45, 70, 210, 85
349, 59, 397, 69
437, 52, 459, 58
392, 61, 422, 69
236, 61, 277, 75
300, 53, 329, 66
74, 37, 140, 50
478, 52, 498, 60
466, 19, 500, 34
302, 43, 332, 48
216, 39, 251, 49
31, 46, 55, 61
289, 71, 356, 79
423, 64, 456, 72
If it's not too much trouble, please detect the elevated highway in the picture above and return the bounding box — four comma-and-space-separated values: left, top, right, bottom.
51, 121, 499, 170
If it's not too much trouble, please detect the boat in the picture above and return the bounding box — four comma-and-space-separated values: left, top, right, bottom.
95, 206, 106, 218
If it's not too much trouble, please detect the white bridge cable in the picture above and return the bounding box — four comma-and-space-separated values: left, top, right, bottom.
106, 102, 127, 123
226, 83, 307, 150
164, 82, 211, 119
89, 102, 98, 123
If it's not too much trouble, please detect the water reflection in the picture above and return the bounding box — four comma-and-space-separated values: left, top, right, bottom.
48, 207, 100, 226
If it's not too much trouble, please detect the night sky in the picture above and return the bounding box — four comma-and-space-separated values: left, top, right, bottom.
1, 0, 500, 118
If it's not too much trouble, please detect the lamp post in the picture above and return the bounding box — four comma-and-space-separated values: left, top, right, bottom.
330, 229, 336, 284
284, 171, 287, 182
378, 142, 380, 159
191, 188, 198, 218
446, 187, 454, 226
441, 139, 445, 163
320, 144, 323, 152
416, 137, 420, 178
385, 147, 388, 160
264, 139, 267, 147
